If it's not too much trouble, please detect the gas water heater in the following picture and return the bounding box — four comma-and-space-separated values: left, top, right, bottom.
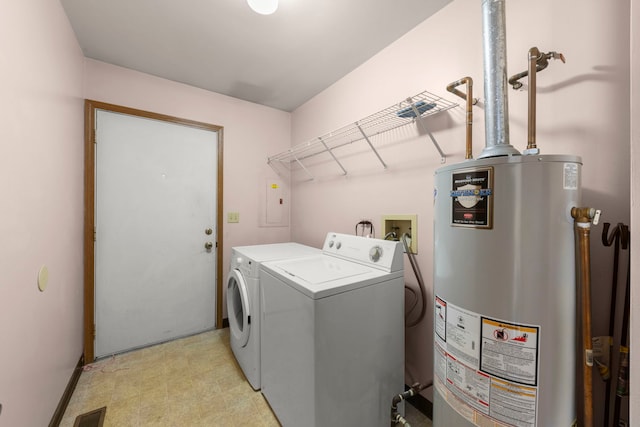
433, 1, 581, 425
433, 155, 581, 426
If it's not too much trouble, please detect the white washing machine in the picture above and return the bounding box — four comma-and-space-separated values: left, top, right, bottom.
259, 232, 405, 427
227, 243, 320, 390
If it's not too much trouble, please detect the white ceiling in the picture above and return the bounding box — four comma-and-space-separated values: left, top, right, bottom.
60, 0, 452, 112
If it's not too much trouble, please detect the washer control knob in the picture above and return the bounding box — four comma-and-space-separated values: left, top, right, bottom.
336, 242, 342, 249
369, 246, 383, 262
328, 240, 334, 248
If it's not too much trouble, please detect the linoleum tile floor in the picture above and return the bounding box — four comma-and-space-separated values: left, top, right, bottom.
61, 328, 432, 426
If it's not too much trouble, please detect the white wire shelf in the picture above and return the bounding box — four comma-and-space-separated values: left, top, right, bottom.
268, 90, 458, 179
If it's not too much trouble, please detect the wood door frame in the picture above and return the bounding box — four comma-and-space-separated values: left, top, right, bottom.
83, 100, 224, 362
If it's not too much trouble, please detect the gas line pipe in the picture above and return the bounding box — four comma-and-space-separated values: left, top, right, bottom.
571, 207, 600, 427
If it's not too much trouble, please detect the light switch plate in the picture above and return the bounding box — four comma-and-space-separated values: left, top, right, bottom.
227, 212, 240, 223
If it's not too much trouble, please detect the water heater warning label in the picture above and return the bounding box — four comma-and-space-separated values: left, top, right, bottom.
480, 318, 539, 386
434, 296, 540, 427
450, 167, 493, 228
435, 297, 447, 342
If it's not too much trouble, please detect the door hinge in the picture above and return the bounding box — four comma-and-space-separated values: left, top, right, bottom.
93, 227, 96, 242
92, 324, 96, 340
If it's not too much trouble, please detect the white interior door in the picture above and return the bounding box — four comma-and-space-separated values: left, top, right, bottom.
94, 109, 217, 358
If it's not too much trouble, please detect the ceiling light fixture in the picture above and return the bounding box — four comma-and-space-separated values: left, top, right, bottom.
247, 0, 278, 15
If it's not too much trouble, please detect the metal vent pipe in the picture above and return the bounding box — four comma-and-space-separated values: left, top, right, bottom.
479, 0, 520, 158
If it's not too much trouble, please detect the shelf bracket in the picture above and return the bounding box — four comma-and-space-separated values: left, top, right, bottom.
356, 123, 387, 169
318, 137, 348, 175
292, 154, 314, 180
409, 101, 447, 164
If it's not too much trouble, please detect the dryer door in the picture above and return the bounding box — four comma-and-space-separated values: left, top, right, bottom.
227, 269, 251, 347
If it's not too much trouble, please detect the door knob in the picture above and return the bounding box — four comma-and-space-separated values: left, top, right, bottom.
204, 242, 214, 250
205, 228, 213, 235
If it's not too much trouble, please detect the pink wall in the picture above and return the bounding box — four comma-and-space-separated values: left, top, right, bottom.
1, 4, 292, 424
83, 59, 292, 318
290, 0, 632, 423
0, 1, 85, 426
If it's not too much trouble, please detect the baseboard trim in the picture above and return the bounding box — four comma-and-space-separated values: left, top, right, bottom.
405, 384, 433, 420
49, 354, 84, 427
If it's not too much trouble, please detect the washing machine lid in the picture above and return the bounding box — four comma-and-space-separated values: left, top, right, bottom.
277, 256, 369, 284
263, 255, 402, 299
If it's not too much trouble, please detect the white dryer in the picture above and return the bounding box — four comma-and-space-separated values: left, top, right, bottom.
226, 243, 320, 390
259, 233, 405, 427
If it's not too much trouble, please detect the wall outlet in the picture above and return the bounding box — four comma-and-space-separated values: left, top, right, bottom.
381, 214, 417, 254
227, 212, 240, 223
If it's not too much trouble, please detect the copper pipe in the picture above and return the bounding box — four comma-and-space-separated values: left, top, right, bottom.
507, 49, 562, 88
508, 48, 565, 154
571, 207, 595, 427
527, 47, 540, 152
447, 77, 477, 159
